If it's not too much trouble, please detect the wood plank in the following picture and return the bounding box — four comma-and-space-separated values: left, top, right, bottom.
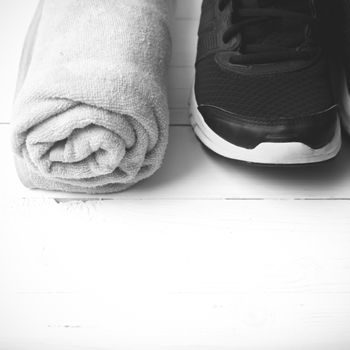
0, 198, 350, 349
2, 125, 350, 200
170, 108, 190, 125
170, 19, 199, 67
168, 88, 190, 109
168, 67, 195, 90
173, 0, 202, 19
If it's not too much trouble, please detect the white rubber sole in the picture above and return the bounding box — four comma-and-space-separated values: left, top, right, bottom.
189, 90, 342, 165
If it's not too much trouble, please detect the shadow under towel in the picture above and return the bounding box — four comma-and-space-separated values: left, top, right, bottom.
12, 0, 171, 194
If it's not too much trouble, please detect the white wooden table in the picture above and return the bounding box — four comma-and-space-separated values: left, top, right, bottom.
1, 1, 350, 349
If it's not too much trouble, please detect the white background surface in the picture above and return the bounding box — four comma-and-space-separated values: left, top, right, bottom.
1, 1, 350, 349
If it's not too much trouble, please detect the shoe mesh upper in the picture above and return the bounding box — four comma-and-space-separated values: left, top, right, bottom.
195, 56, 333, 123
195, 0, 334, 123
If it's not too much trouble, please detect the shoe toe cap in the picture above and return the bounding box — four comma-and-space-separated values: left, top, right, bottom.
198, 105, 339, 150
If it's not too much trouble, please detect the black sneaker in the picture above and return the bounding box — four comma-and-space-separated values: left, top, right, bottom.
190, 0, 341, 165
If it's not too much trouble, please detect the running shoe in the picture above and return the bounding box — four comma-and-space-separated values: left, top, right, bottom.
190, 0, 341, 165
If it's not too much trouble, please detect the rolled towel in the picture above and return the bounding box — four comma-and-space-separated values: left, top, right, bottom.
12, 0, 171, 194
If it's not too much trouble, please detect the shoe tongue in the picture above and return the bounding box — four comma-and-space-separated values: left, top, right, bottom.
240, 0, 310, 50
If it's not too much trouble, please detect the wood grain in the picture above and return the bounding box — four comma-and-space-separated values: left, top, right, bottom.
0, 198, 350, 349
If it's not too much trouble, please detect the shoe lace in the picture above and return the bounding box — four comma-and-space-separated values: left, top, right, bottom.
218, 0, 318, 64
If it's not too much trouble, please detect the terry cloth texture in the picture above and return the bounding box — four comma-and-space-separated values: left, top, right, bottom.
12, 0, 171, 194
